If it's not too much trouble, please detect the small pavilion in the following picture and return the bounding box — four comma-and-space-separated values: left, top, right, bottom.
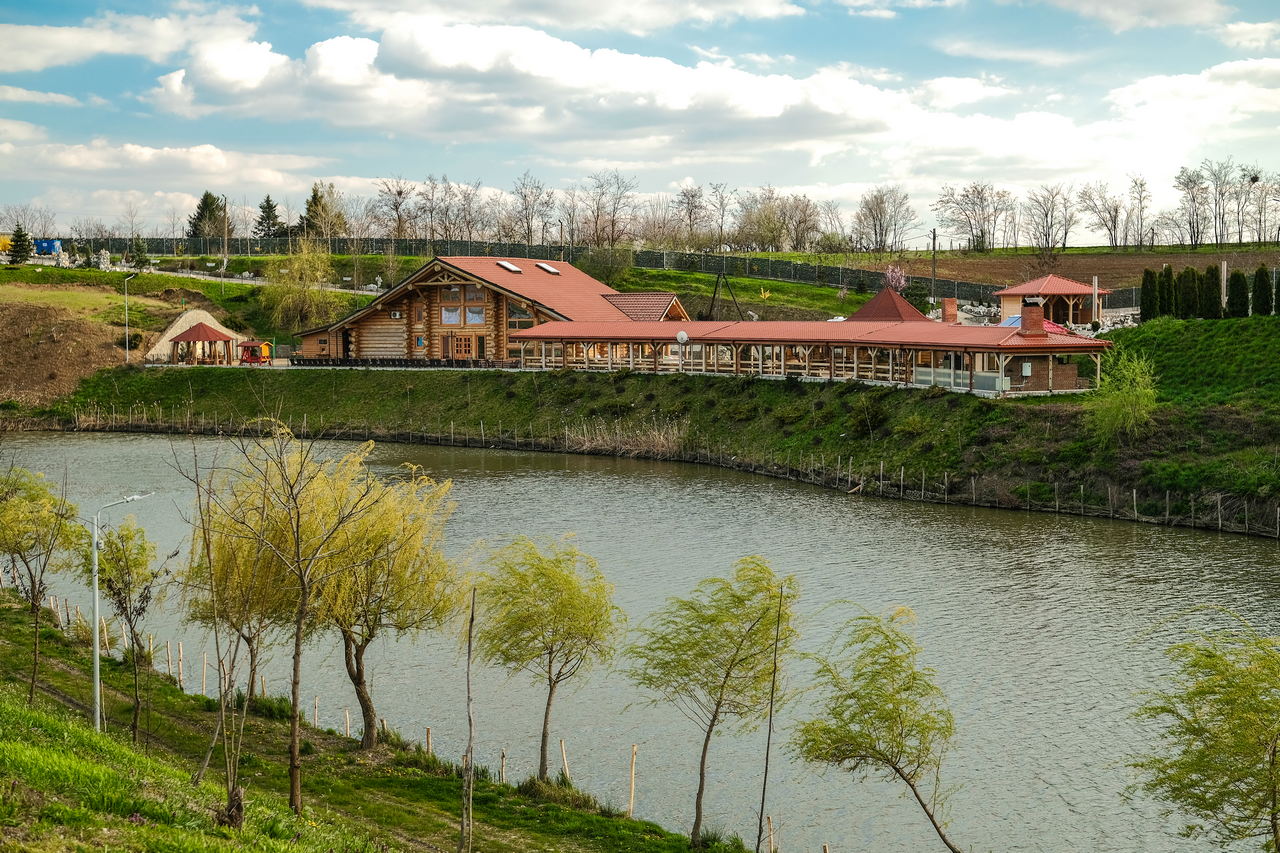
994, 275, 1109, 325
169, 322, 234, 365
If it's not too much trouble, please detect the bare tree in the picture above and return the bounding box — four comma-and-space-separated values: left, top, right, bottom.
819, 199, 846, 240
932, 182, 1011, 252
853, 184, 919, 255
585, 170, 637, 247
509, 171, 554, 247
635, 194, 678, 247
455, 179, 486, 243
734, 186, 785, 251
708, 182, 736, 251
1173, 166, 1210, 249
1201, 156, 1235, 246
1, 204, 57, 239
373, 176, 419, 257
1077, 182, 1125, 249
671, 184, 708, 248
1022, 183, 1075, 265
1127, 175, 1151, 249
557, 184, 584, 251
343, 195, 378, 287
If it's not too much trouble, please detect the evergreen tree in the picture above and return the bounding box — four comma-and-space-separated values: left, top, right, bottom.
1251, 265, 1273, 317
1157, 265, 1175, 317
7, 222, 33, 265
1200, 265, 1222, 319
1139, 268, 1157, 322
128, 235, 149, 272
297, 182, 348, 246
1226, 270, 1250, 318
253, 195, 285, 240
186, 191, 232, 241
1176, 267, 1199, 319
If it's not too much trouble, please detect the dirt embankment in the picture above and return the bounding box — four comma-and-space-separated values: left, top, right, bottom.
0, 303, 129, 405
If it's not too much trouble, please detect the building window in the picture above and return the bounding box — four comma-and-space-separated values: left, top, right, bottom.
441, 285, 461, 302
416, 336, 425, 347
508, 301, 535, 329
318, 338, 328, 345
465, 306, 486, 325
441, 306, 461, 325
465, 284, 487, 302
416, 307, 424, 321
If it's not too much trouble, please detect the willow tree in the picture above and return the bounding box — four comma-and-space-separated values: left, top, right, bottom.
0, 468, 83, 704
201, 427, 387, 814
476, 537, 625, 781
627, 557, 797, 847
82, 516, 163, 743
259, 238, 343, 332
1133, 623, 1280, 852
328, 466, 460, 749
794, 608, 964, 853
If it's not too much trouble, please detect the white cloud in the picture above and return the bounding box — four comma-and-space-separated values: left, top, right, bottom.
0, 85, 80, 106
1217, 21, 1280, 52
837, 0, 962, 16
0, 119, 48, 142
1033, 0, 1231, 31
0, 6, 258, 72
917, 76, 1014, 108
1107, 58, 1280, 131
936, 39, 1080, 67
300, 0, 803, 34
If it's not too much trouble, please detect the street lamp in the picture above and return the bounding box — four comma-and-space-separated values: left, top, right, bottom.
123, 273, 136, 364
91, 492, 153, 731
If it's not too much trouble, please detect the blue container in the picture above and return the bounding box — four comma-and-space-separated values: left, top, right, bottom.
33, 239, 63, 255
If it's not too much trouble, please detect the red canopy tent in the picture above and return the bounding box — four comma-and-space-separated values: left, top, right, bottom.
169, 322, 234, 365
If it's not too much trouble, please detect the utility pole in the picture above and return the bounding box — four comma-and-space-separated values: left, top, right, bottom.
221, 194, 229, 298
930, 228, 938, 302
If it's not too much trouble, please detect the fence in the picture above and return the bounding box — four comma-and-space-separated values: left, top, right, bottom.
51, 235, 1142, 312
52, 404, 1280, 541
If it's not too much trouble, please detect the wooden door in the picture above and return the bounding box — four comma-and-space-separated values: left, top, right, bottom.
452, 335, 475, 359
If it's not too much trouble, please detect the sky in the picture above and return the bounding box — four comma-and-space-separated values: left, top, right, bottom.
0, 0, 1278, 242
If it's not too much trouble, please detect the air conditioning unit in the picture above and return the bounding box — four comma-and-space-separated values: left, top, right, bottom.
389, 310, 403, 319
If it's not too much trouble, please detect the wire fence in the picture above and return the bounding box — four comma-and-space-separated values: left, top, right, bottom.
50, 236, 1142, 311
46, 405, 1280, 541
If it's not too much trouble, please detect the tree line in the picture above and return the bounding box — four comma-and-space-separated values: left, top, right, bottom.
1139, 264, 1276, 321
3, 431, 1278, 851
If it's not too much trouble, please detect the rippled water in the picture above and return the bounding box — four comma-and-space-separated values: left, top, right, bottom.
7, 432, 1277, 852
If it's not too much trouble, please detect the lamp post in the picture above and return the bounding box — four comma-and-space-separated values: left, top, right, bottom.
123, 273, 136, 364
91, 492, 153, 731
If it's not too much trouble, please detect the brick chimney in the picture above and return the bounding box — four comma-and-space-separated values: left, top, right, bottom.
941, 297, 958, 324
1019, 297, 1047, 337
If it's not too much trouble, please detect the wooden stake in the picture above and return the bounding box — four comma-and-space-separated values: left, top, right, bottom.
345, 708, 351, 738
823, 846, 830, 853
313, 696, 319, 726
165, 640, 172, 677
500, 748, 507, 784
260, 674, 266, 697
202, 652, 207, 695
177, 641, 184, 690
426, 726, 433, 755
560, 738, 571, 786
766, 815, 775, 853
628, 743, 638, 818
64, 598, 72, 629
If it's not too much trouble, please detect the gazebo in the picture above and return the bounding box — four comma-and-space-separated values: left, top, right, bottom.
169, 322, 234, 365
993, 275, 1110, 325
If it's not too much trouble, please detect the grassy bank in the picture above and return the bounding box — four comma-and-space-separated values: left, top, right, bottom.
0, 590, 746, 852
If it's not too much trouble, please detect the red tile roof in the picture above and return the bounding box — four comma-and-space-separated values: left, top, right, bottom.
170, 322, 234, 342
602, 292, 680, 321
846, 288, 930, 322
437, 257, 630, 321
511, 319, 1110, 352
994, 274, 1112, 296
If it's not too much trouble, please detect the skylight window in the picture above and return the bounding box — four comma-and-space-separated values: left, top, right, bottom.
497, 261, 523, 273
535, 262, 561, 275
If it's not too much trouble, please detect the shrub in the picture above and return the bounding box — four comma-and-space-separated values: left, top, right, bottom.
576, 247, 633, 286
1085, 348, 1158, 444
1252, 265, 1273, 316
1226, 270, 1249, 318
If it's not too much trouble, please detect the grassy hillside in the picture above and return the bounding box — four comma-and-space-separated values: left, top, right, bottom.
0, 590, 745, 852
621, 268, 868, 321
1105, 314, 1280, 406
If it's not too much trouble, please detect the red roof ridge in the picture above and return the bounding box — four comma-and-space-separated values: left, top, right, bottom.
845, 288, 929, 322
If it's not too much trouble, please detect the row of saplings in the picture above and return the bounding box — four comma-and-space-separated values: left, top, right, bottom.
1, 428, 1277, 852
1139, 264, 1275, 321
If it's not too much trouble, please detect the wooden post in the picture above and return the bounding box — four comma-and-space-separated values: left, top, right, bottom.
628, 743, 638, 818
1054, 482, 1059, 513
1081, 484, 1085, 516
426, 726, 433, 755
1133, 488, 1138, 519
1165, 490, 1170, 524
313, 696, 319, 727
260, 674, 266, 697
177, 641, 184, 690
560, 738, 571, 786
899, 465, 904, 497
500, 748, 507, 784
65, 599, 72, 630
944, 471, 949, 504
165, 640, 172, 677
202, 652, 207, 694
766, 815, 775, 853
1218, 494, 1223, 531
880, 460, 884, 494
345, 708, 351, 738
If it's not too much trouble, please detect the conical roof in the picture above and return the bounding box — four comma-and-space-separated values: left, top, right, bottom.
170, 321, 234, 342
845, 287, 929, 322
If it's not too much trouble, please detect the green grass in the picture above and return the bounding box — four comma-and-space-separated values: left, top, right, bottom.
1105, 314, 1280, 406
0, 592, 747, 852
621, 268, 870, 321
